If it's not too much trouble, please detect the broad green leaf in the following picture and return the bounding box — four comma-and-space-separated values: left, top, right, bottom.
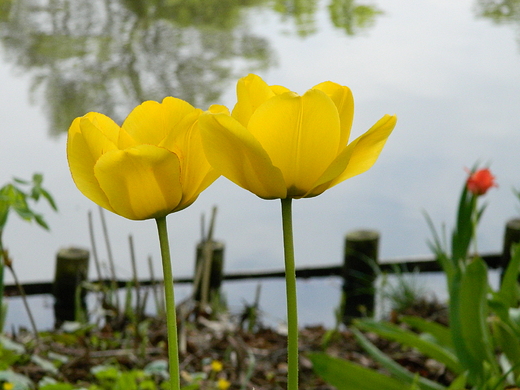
491, 316, 520, 378
400, 316, 453, 350
40, 383, 75, 390
447, 373, 467, 390
452, 183, 475, 263
449, 258, 499, 384
309, 352, 408, 390
496, 243, 520, 308
352, 328, 446, 390
509, 308, 520, 329
354, 319, 462, 374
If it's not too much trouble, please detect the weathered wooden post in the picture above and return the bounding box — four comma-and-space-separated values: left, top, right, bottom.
342, 229, 379, 325
193, 240, 225, 306
500, 218, 520, 280
53, 247, 89, 328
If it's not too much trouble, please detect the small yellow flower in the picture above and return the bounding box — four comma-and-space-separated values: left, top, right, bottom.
217, 378, 231, 390
211, 360, 223, 372
3, 382, 14, 390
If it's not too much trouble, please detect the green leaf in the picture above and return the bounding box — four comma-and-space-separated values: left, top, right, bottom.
400, 316, 453, 351
33, 213, 50, 230
497, 243, 520, 308
309, 352, 409, 390
0, 175, 57, 232
351, 328, 446, 390
354, 319, 462, 374
40, 383, 75, 390
449, 258, 499, 384
40, 188, 58, 211
509, 308, 520, 329
446, 373, 467, 390
491, 317, 520, 378
32, 173, 43, 186
12, 177, 29, 185
452, 184, 475, 263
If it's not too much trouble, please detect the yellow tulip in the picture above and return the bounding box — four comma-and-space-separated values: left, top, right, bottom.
199, 74, 397, 199
67, 97, 219, 220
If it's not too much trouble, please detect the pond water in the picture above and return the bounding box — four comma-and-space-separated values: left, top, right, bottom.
1, 0, 520, 329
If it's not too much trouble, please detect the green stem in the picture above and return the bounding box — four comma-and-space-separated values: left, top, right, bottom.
470, 195, 479, 257
155, 216, 180, 390
281, 198, 298, 390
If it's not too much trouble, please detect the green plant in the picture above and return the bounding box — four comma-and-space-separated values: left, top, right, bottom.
312, 166, 520, 390
379, 264, 427, 315
89, 365, 159, 390
0, 173, 57, 333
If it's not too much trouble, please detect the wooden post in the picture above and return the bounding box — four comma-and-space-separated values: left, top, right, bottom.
500, 218, 520, 280
53, 247, 89, 328
342, 229, 379, 325
193, 240, 225, 305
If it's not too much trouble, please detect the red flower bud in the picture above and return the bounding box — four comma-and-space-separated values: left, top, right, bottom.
466, 168, 497, 196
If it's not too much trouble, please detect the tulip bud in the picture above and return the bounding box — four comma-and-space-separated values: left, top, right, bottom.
466, 168, 497, 196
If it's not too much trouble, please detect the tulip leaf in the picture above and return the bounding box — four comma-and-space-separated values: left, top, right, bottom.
446, 374, 467, 390
488, 244, 520, 336
449, 258, 499, 384
308, 352, 409, 390
354, 319, 462, 374
491, 317, 520, 379
496, 243, 520, 309
351, 328, 446, 390
452, 183, 476, 263
400, 316, 453, 351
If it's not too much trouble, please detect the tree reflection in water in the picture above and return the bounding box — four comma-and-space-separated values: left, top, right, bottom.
0, 0, 273, 134
0, 0, 384, 135
475, 0, 520, 45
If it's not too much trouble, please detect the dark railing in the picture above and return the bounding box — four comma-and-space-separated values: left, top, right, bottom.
4, 218, 520, 326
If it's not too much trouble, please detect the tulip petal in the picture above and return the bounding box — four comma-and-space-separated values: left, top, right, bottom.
199, 112, 287, 199
209, 104, 230, 114
270, 85, 291, 95
67, 114, 120, 212
305, 141, 357, 198
329, 114, 397, 188
122, 97, 197, 146
94, 145, 183, 220
231, 74, 277, 127
248, 89, 341, 197
161, 112, 220, 209
313, 81, 354, 150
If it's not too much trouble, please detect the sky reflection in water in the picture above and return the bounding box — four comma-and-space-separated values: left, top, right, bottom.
0, 0, 519, 328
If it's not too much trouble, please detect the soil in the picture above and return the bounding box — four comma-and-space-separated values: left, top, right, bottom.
6, 298, 451, 390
